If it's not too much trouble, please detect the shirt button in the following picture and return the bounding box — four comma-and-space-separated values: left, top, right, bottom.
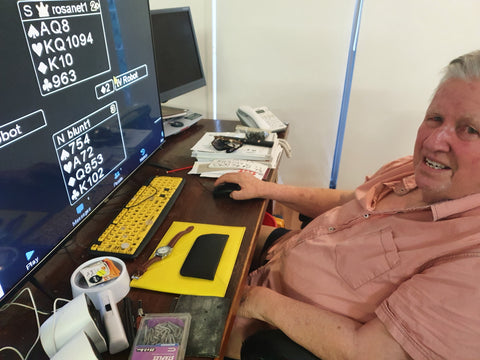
328, 226, 336, 232
363, 214, 370, 219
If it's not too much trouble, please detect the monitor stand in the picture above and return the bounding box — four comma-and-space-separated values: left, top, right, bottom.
161, 105, 189, 119
163, 111, 203, 137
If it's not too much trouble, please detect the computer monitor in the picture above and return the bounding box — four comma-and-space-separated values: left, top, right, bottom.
0, 0, 165, 305
150, 6, 206, 117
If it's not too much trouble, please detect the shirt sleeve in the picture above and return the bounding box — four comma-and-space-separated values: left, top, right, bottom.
375, 253, 480, 360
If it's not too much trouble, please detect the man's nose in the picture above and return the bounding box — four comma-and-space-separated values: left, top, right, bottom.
424, 125, 453, 151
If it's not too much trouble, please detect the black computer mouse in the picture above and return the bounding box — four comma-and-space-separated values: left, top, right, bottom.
170, 120, 184, 127
213, 182, 241, 197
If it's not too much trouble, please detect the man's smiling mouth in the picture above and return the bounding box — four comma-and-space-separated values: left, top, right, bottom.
425, 158, 449, 170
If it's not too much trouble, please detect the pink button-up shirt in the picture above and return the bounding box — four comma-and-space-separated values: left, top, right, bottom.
248, 156, 480, 360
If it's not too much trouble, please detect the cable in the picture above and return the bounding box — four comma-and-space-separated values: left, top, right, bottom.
125, 182, 159, 210
0, 289, 73, 359
0, 288, 42, 360
1, 301, 50, 316
0, 347, 24, 360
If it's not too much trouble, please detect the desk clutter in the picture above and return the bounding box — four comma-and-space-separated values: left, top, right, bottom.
1, 119, 287, 360
189, 126, 291, 179
38, 257, 131, 358
127, 295, 231, 360
39, 250, 234, 359
40, 171, 246, 359
130, 313, 191, 360
130, 221, 245, 297
36, 238, 238, 359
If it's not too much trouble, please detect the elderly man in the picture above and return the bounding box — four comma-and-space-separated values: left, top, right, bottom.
217, 50, 480, 360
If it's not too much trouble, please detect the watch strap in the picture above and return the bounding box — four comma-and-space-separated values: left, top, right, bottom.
131, 225, 195, 279
134, 255, 162, 278
168, 225, 194, 247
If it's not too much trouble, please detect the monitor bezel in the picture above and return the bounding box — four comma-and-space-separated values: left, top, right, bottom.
0, 0, 165, 307
150, 6, 206, 104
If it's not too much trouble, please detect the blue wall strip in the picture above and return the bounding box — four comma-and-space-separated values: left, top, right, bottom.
329, 0, 364, 189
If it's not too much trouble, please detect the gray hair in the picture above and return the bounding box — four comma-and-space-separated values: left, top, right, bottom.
440, 50, 480, 84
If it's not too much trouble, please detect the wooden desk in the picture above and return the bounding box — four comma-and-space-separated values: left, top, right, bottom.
0, 119, 280, 360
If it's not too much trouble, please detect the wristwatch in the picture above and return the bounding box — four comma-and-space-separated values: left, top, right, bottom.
131, 225, 194, 279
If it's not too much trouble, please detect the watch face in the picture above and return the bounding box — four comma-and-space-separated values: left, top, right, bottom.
155, 246, 171, 258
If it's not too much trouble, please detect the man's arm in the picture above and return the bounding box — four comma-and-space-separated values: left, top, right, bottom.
214, 172, 354, 218
230, 286, 412, 360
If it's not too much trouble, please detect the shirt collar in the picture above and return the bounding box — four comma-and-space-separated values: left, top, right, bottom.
362, 174, 417, 211
379, 174, 480, 220
430, 192, 480, 220
384, 174, 417, 195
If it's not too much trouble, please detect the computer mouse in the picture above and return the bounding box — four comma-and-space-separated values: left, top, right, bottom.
213, 182, 241, 197
170, 120, 184, 127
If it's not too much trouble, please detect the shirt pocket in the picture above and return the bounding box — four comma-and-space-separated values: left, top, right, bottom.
335, 226, 400, 289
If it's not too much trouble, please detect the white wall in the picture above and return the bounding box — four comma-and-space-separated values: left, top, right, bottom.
150, 0, 356, 187
337, 0, 480, 189
216, 1, 356, 187
149, 1, 480, 190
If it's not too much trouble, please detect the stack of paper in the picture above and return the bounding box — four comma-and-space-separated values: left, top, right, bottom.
189, 131, 283, 179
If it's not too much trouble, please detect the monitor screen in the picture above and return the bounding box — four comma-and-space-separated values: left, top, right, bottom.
0, 0, 165, 304
150, 6, 206, 104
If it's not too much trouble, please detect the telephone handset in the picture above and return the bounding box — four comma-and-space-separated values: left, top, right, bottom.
236, 105, 287, 132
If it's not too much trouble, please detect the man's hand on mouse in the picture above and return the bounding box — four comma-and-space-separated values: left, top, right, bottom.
214, 172, 266, 200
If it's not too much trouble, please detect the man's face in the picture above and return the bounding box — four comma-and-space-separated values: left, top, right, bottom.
413, 78, 480, 203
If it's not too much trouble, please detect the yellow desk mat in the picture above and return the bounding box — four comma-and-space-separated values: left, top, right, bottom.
130, 221, 245, 297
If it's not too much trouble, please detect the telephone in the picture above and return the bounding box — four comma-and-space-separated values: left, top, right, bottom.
236, 105, 287, 132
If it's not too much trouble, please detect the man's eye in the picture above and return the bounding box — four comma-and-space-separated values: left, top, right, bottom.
425, 116, 442, 126
467, 126, 479, 134
458, 125, 480, 140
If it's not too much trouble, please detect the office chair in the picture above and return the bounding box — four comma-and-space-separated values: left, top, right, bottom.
242, 216, 319, 359
299, 213, 313, 228
241, 329, 321, 360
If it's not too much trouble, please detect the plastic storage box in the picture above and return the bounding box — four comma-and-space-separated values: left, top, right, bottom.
129, 313, 191, 360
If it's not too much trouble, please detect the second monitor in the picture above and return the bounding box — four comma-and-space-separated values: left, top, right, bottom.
150, 6, 206, 119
